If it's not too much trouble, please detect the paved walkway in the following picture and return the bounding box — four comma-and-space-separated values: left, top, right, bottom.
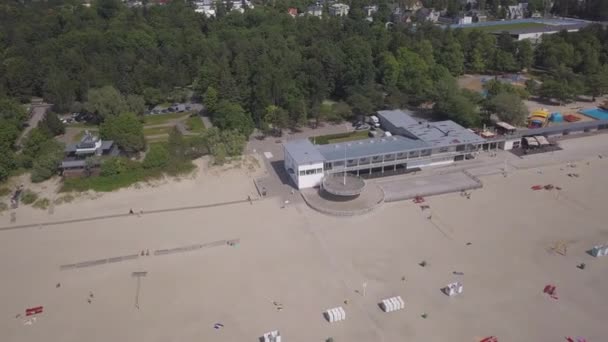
17, 104, 51, 148
0, 198, 256, 232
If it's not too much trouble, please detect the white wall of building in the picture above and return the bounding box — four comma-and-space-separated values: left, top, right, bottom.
283, 147, 299, 187
297, 163, 324, 189
501, 138, 520, 151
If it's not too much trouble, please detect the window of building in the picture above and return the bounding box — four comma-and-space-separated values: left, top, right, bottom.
299, 170, 305, 176
324, 162, 333, 170
316, 168, 323, 173
408, 151, 419, 158
306, 169, 315, 175
420, 149, 431, 156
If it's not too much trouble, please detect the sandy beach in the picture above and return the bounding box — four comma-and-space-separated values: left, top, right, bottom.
1, 136, 608, 342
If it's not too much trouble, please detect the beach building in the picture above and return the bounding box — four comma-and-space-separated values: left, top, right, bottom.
495, 23, 590, 43
60, 131, 120, 177
283, 110, 485, 189
283, 108, 608, 189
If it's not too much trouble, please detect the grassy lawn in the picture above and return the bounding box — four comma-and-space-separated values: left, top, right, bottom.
310, 130, 370, 145
146, 136, 168, 143
143, 126, 174, 136
72, 128, 99, 142
462, 22, 547, 32
143, 112, 190, 125
185, 116, 205, 133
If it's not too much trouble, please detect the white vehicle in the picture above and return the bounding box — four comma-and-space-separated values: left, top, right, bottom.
369, 115, 380, 127
383, 131, 392, 137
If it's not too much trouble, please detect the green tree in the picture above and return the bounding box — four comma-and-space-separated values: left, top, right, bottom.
22, 128, 52, 168
263, 105, 289, 135
44, 71, 76, 113
221, 130, 246, 156
31, 140, 64, 182
204, 86, 219, 115
100, 112, 145, 154
539, 79, 572, 104
379, 52, 400, 88
347, 93, 373, 118
586, 66, 608, 100
438, 39, 465, 76
143, 144, 170, 169
143, 88, 163, 106
213, 101, 254, 137
101, 157, 127, 176
125, 95, 146, 115
85, 86, 127, 121
515, 40, 534, 70
434, 91, 480, 127
40, 112, 65, 136
485, 92, 529, 125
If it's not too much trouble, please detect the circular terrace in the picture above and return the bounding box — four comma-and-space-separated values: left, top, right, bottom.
322, 173, 366, 197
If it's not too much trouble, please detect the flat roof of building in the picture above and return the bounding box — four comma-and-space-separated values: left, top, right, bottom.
317, 136, 428, 161
377, 109, 420, 127
495, 22, 589, 35
377, 109, 485, 147
284, 138, 326, 165
405, 120, 485, 146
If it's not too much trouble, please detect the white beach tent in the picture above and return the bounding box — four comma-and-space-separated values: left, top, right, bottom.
261, 330, 281, 342
443, 282, 464, 296
380, 296, 405, 313
590, 244, 608, 257
324, 306, 346, 323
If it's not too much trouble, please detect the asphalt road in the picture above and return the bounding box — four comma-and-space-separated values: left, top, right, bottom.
16, 104, 50, 148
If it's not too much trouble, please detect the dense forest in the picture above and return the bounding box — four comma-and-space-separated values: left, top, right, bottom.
1, 0, 608, 184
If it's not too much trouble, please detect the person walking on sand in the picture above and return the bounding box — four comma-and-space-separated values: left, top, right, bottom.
129, 208, 134, 215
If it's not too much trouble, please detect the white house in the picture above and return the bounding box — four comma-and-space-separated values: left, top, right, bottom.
363, 5, 378, 17
194, 0, 253, 17
458, 15, 473, 25
507, 4, 526, 19
307, 5, 323, 17
329, 3, 350, 16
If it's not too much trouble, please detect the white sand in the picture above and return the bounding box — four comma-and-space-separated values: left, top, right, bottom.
1, 141, 608, 341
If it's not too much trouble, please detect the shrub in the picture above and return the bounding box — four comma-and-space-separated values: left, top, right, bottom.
21, 190, 38, 204
32, 198, 50, 210
54, 194, 75, 205
0, 187, 10, 197
143, 144, 170, 169
101, 157, 127, 176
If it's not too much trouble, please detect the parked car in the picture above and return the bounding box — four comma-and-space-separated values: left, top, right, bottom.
369, 115, 380, 127
355, 123, 370, 130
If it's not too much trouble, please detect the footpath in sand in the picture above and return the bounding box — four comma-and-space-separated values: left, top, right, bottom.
1, 137, 608, 342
